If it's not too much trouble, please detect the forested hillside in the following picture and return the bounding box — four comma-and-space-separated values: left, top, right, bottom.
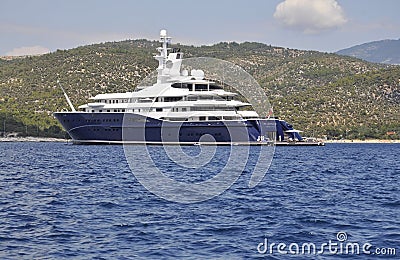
0, 39, 399, 139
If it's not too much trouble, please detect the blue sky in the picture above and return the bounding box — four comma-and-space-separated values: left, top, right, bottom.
1, 0, 399, 56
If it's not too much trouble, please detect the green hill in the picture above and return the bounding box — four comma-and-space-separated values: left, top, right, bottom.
0, 40, 399, 139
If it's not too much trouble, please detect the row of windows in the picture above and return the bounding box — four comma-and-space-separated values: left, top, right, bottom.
90, 128, 120, 132
103, 118, 120, 122
163, 116, 238, 121
93, 95, 235, 105
164, 97, 182, 102
168, 107, 234, 112
154, 97, 184, 102
171, 83, 223, 91
190, 107, 234, 111
90, 109, 126, 113
62, 118, 120, 123
187, 96, 234, 101
91, 95, 233, 108
86, 106, 235, 113
171, 107, 186, 112
153, 95, 235, 102
96, 99, 129, 104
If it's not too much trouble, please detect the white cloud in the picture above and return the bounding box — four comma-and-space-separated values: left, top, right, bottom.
5, 46, 50, 56
273, 0, 347, 34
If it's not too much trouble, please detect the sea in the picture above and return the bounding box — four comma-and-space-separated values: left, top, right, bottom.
0, 142, 399, 259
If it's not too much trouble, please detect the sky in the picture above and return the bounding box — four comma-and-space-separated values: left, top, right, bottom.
1, 0, 399, 56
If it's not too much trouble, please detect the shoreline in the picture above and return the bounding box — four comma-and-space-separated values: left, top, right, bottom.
0, 137, 67, 142
325, 139, 400, 144
1, 136, 399, 144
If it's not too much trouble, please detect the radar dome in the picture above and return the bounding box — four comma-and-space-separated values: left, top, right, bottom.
191, 69, 205, 79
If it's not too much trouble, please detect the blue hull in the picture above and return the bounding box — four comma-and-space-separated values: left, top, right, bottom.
54, 112, 302, 144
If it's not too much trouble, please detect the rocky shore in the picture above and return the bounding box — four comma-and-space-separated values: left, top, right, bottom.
325, 139, 400, 144
0, 137, 67, 142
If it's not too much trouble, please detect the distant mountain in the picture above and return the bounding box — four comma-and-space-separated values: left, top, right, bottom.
337, 39, 400, 64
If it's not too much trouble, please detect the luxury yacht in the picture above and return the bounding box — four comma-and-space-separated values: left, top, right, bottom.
54, 30, 303, 144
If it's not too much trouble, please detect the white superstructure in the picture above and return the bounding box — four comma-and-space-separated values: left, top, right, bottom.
78, 30, 259, 122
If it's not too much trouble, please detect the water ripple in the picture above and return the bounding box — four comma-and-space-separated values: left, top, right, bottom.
0, 142, 399, 258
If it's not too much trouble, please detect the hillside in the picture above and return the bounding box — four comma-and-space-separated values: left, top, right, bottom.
0, 40, 399, 139
337, 39, 400, 65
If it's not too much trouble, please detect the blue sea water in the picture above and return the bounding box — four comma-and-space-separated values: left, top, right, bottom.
0, 142, 399, 259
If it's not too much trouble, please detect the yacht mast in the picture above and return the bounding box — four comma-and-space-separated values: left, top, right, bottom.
155, 29, 171, 83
